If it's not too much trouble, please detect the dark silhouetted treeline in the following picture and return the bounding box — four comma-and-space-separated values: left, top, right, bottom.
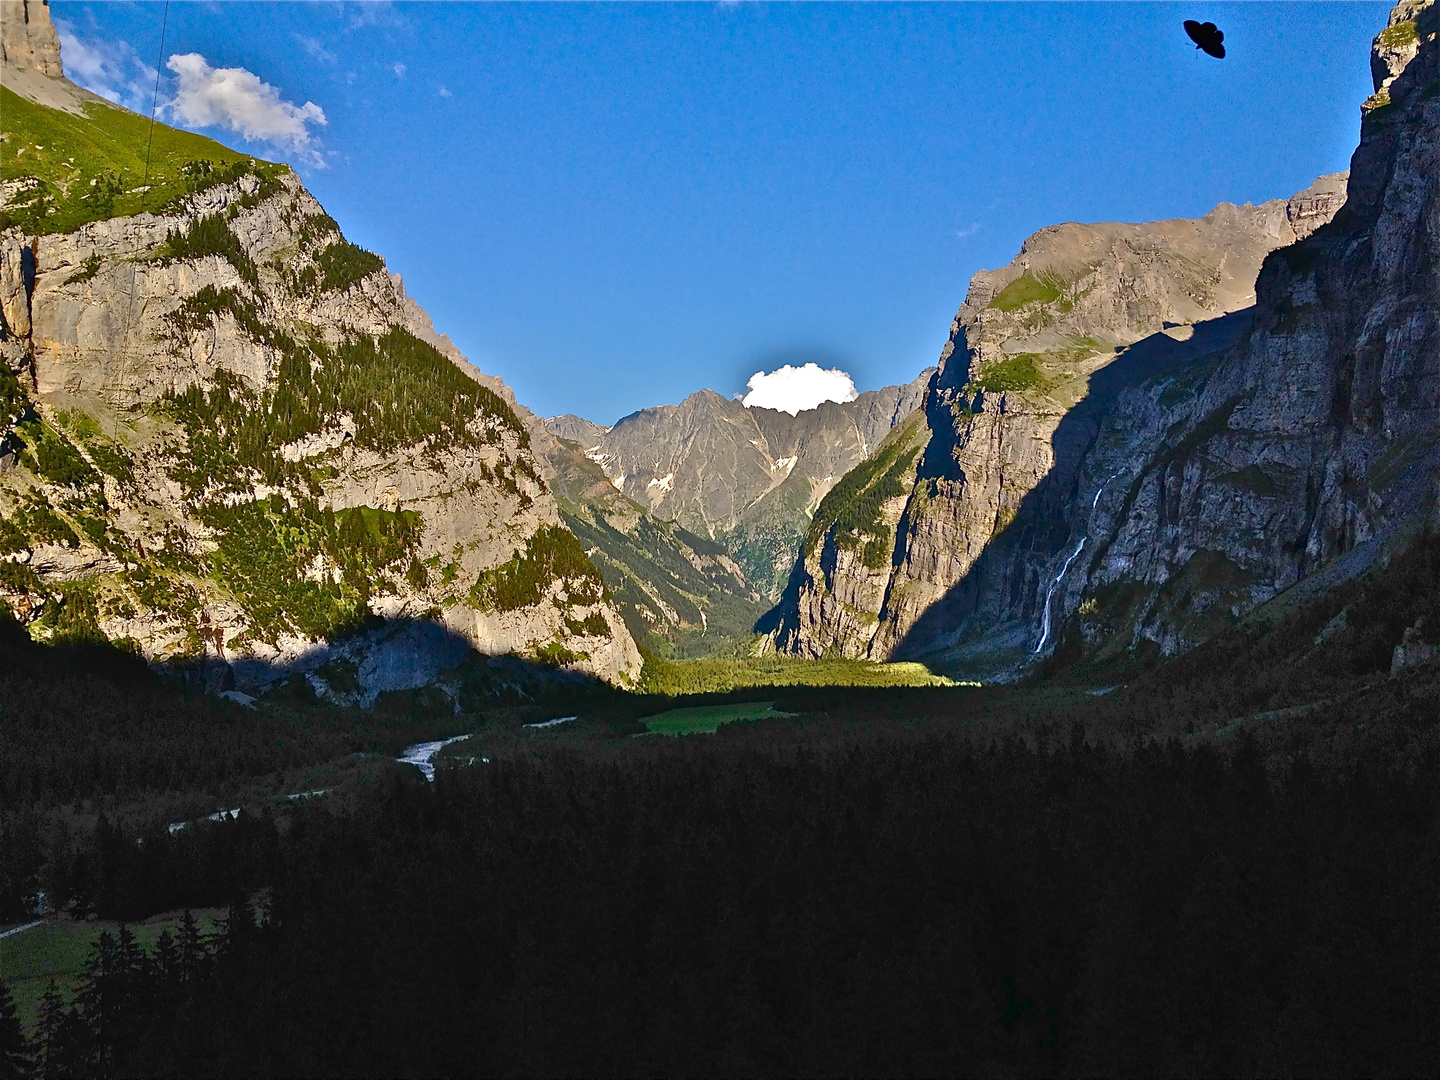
0, 613, 459, 810
7, 537, 1440, 1074
6, 716, 1439, 1077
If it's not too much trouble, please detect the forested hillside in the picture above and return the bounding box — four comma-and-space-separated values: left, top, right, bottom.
0, 28, 640, 694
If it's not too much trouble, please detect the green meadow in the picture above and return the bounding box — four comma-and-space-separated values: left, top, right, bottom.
0, 85, 284, 234
638, 653, 954, 696
638, 700, 796, 736
1, 912, 223, 1031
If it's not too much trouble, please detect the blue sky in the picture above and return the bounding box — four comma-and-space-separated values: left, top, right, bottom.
53, 2, 1388, 423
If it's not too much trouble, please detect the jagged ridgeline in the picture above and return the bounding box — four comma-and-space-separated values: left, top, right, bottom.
0, 66, 641, 692
550, 374, 933, 605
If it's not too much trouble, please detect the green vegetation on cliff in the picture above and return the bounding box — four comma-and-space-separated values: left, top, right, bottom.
296, 239, 385, 295
470, 525, 608, 613
0, 85, 285, 233
972, 352, 1044, 393
1377, 18, 1419, 48
334, 328, 527, 454
199, 496, 422, 643
164, 324, 529, 501
14, 416, 97, 489
158, 215, 261, 287
987, 270, 1065, 312
804, 417, 924, 568
169, 285, 295, 353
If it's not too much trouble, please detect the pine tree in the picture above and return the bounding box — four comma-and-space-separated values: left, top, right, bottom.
33, 979, 64, 1080
76, 932, 117, 1076
152, 930, 178, 987
0, 978, 30, 1080
177, 911, 205, 985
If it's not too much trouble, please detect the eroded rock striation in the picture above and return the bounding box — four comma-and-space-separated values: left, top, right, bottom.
0, 41, 640, 691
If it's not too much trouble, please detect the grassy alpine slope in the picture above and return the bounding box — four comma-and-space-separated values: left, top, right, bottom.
0, 84, 286, 233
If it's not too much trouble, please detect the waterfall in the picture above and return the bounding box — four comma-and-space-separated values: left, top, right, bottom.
1034, 538, 1087, 654
1033, 473, 1123, 655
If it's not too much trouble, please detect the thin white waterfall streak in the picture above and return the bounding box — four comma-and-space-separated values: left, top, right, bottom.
1033, 472, 1123, 654
1093, 472, 1122, 509
1034, 538, 1086, 654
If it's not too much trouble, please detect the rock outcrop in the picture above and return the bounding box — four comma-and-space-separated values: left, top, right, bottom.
1367, 0, 1433, 109
772, 175, 1348, 668
548, 372, 932, 598
0, 58, 641, 690
0, 0, 62, 78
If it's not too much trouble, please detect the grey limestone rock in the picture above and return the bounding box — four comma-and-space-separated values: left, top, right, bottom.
548, 371, 933, 599
773, 173, 1349, 671
1056, 6, 1440, 666
0, 0, 61, 78
0, 70, 641, 689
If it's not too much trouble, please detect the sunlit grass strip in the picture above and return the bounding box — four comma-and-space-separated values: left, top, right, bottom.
639, 654, 955, 695
640, 701, 795, 736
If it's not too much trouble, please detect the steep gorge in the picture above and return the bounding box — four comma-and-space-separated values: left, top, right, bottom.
774, 175, 1347, 669
1055, 0, 1440, 669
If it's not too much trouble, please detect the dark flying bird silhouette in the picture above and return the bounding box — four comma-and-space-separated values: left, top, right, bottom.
1184, 19, 1226, 59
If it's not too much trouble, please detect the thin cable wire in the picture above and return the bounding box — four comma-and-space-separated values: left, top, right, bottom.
140, 0, 170, 201
109, 0, 170, 435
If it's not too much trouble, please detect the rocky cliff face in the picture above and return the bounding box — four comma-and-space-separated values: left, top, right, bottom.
1367, 0, 1433, 109
779, 1, 1436, 678
1051, 1, 1440, 667
547, 372, 932, 598
537, 426, 768, 658
773, 175, 1348, 667
0, 54, 640, 693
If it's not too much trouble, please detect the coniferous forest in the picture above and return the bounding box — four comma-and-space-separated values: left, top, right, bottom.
4, 5, 1440, 1076
3, 537, 1440, 1077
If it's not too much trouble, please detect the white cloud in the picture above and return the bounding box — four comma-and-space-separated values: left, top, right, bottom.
165, 53, 328, 167
741, 363, 858, 415
295, 35, 337, 65
336, 2, 406, 32
438, 85, 452, 98
391, 62, 406, 79
55, 20, 158, 113
955, 223, 981, 239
